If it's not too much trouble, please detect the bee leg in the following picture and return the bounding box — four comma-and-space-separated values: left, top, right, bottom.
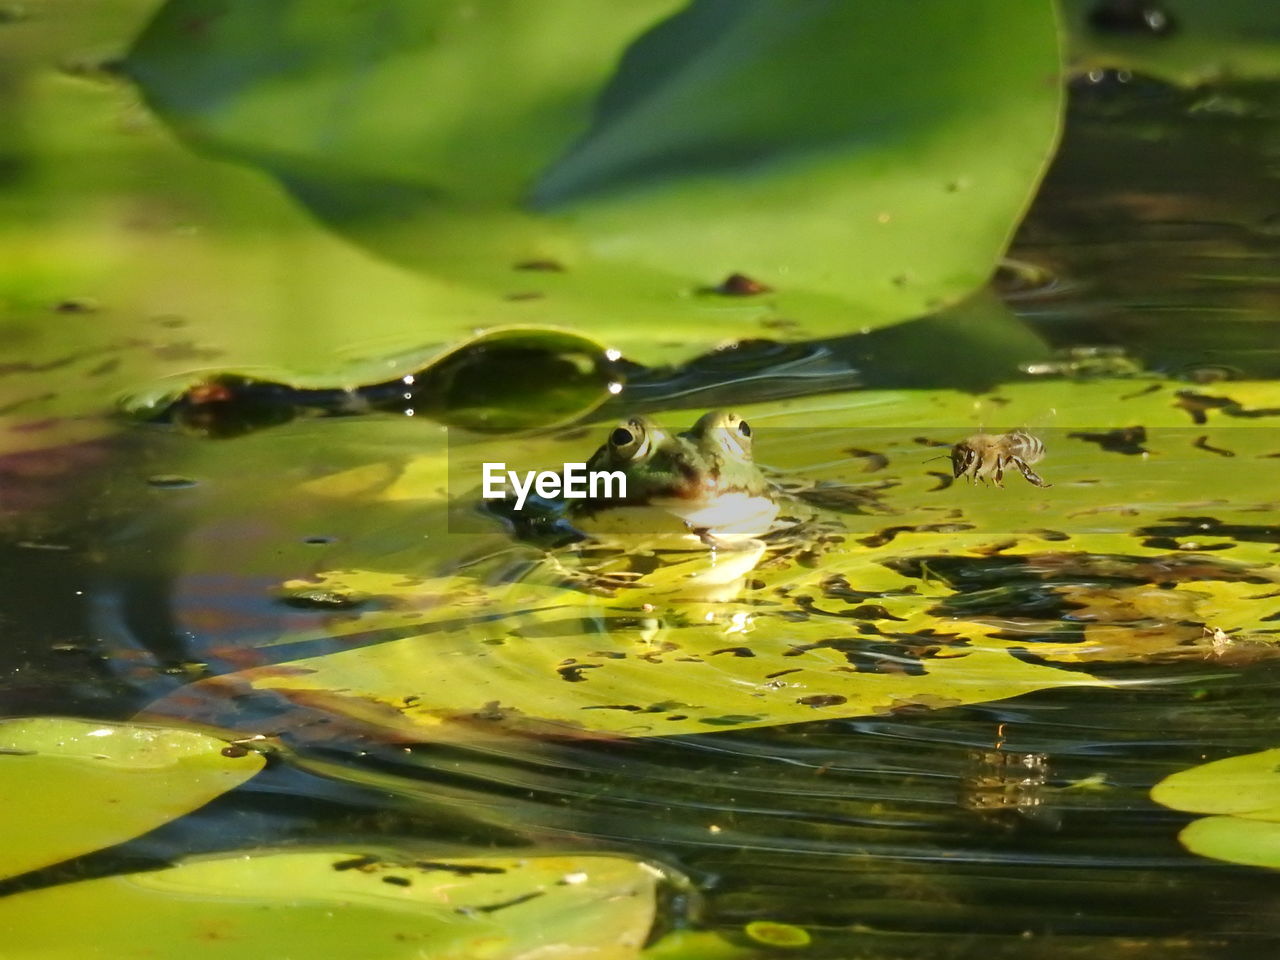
1013, 458, 1053, 488
993, 458, 1005, 488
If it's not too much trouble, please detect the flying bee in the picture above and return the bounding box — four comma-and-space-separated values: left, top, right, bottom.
948, 430, 1052, 488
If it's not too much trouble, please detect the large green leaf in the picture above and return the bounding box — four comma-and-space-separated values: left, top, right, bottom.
123, 0, 1064, 361
1152, 748, 1280, 870
0, 0, 534, 448
0, 850, 662, 959
0, 717, 264, 880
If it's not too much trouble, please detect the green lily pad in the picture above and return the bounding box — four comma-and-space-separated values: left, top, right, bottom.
124, 0, 1064, 361
1152, 748, 1280, 819
180, 585, 1103, 739
134, 377, 1280, 741
0, 850, 662, 958
1176, 817, 1280, 871
0, 718, 264, 880
1152, 748, 1280, 869
1063, 0, 1280, 85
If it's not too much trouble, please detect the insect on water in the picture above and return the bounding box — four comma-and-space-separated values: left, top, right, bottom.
944, 430, 1053, 488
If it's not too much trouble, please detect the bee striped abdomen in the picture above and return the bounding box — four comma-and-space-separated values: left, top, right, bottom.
1007, 430, 1045, 465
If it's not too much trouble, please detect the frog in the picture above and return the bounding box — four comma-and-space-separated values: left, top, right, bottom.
484, 410, 866, 594
573, 409, 780, 544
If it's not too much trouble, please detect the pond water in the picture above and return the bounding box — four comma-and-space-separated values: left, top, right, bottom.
3, 6, 1280, 959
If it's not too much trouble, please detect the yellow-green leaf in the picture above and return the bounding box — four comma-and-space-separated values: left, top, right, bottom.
0, 718, 264, 881
0, 850, 661, 959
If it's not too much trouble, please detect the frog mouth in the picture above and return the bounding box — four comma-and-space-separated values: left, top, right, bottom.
660, 492, 781, 538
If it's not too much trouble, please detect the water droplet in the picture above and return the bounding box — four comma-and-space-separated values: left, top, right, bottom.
1087, 1, 1177, 37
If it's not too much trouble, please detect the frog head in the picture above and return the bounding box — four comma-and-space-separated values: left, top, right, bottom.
579, 409, 778, 539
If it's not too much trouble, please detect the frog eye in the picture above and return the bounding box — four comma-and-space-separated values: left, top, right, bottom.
737, 419, 752, 438
608, 419, 652, 460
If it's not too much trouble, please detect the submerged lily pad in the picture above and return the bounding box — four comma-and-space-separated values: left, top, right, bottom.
0, 850, 662, 958
0, 718, 264, 880
1152, 748, 1280, 869
168, 580, 1103, 739
136, 378, 1280, 741
125, 0, 1064, 361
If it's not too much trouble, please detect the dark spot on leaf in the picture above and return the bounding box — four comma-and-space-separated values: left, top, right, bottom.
712, 646, 756, 657
797, 694, 848, 708
1067, 426, 1147, 454
471, 891, 545, 914
820, 574, 918, 603
1193, 436, 1235, 457
418, 861, 507, 876
926, 471, 954, 491
333, 855, 379, 872
760, 316, 800, 331
88, 357, 121, 377
557, 663, 602, 682
1019, 528, 1070, 542
53, 298, 100, 313
698, 714, 765, 726
514, 259, 564, 272
1175, 391, 1280, 424
220, 744, 250, 758
859, 522, 973, 548
581, 704, 643, 712
845, 604, 907, 621
382, 875, 412, 887
765, 668, 802, 680
1121, 383, 1163, 400
705, 272, 772, 296
971, 539, 1020, 556
844, 447, 889, 472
